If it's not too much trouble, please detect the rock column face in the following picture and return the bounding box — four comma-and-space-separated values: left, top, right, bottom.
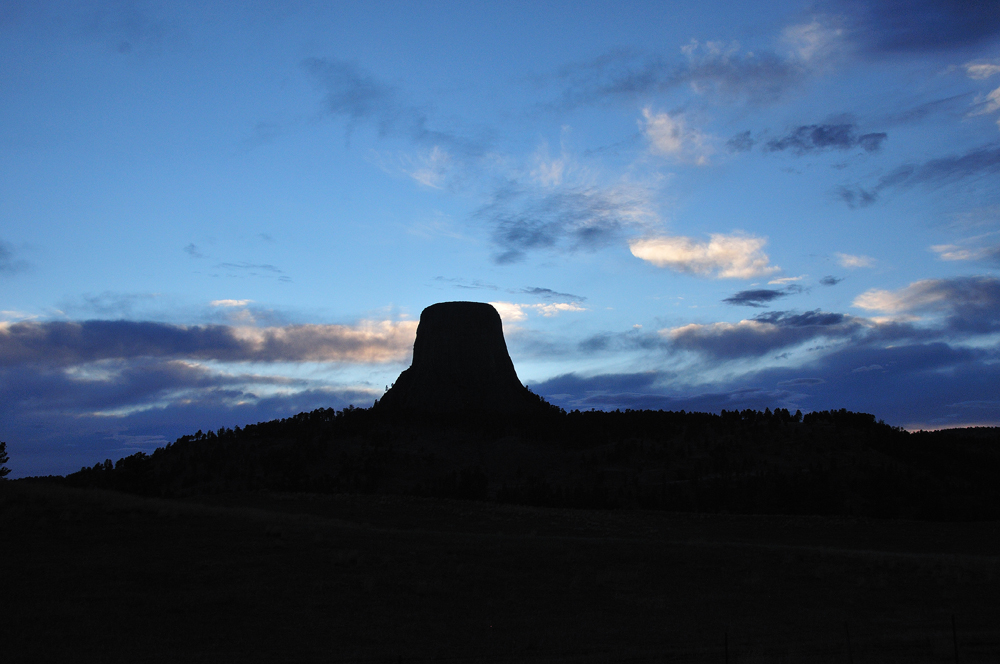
378, 302, 541, 413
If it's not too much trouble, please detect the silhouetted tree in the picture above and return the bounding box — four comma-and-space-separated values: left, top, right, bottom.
0, 441, 10, 478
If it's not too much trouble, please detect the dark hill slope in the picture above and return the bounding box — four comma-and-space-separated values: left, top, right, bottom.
58, 407, 1000, 521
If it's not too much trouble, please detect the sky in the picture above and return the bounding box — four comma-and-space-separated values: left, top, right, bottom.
3, 0, 1000, 477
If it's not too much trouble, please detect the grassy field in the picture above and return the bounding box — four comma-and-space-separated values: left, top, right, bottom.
3, 480, 998, 662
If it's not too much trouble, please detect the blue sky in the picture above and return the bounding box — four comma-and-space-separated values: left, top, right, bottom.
3, 1, 1000, 476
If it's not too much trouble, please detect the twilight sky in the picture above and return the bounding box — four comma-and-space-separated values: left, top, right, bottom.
3, 0, 1000, 476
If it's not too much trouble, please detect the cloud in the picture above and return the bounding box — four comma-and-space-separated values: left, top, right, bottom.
630, 233, 779, 279
302, 57, 478, 155
401, 145, 452, 189
782, 19, 845, 62
726, 130, 755, 153
722, 288, 796, 307
1, 362, 382, 478
853, 276, 1000, 333
838, 0, 1000, 55
479, 180, 657, 264
550, 41, 808, 109
533, 339, 1000, 428
210, 299, 253, 307
433, 277, 499, 291
641, 108, 712, 164
518, 287, 586, 301
766, 124, 886, 154
966, 62, 1000, 80
665, 310, 858, 359
820, 275, 844, 286
183, 243, 204, 258
969, 86, 1000, 117
0, 319, 419, 367
0, 240, 28, 275
840, 143, 1000, 206
489, 301, 587, 323
835, 252, 874, 268
768, 275, 805, 285
931, 242, 1000, 265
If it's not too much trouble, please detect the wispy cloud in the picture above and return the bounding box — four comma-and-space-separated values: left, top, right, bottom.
630, 233, 779, 279
835, 252, 874, 268
726, 130, 755, 153
839, 143, 1000, 207
489, 301, 587, 323
210, 299, 253, 307
548, 40, 808, 110
303, 57, 481, 156
0, 240, 29, 275
820, 275, 844, 286
641, 108, 712, 164
479, 179, 657, 264
966, 61, 1000, 80
931, 240, 1000, 265
517, 286, 586, 301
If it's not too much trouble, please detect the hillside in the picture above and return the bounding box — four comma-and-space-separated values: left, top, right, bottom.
55, 406, 1000, 521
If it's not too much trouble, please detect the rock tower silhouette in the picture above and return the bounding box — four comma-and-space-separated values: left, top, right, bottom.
378, 301, 543, 413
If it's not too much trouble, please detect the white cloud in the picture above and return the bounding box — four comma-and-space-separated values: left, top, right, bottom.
641, 108, 712, 165
629, 233, 779, 279
854, 280, 952, 313
768, 275, 805, 285
970, 86, 1000, 117
835, 252, 875, 268
403, 145, 451, 189
965, 62, 1000, 80
211, 299, 253, 307
488, 301, 587, 323
783, 19, 843, 62
932, 244, 979, 261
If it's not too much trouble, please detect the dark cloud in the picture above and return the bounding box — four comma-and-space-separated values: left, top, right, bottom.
840, 143, 1000, 207
669, 310, 860, 359
518, 287, 586, 301
835, 0, 1000, 54
726, 131, 755, 153
766, 124, 886, 154
477, 182, 650, 264
820, 276, 843, 286
0, 319, 416, 367
776, 377, 826, 386
3, 378, 377, 478
549, 47, 807, 109
0, 240, 28, 275
723, 289, 790, 307
183, 243, 204, 258
534, 340, 1000, 428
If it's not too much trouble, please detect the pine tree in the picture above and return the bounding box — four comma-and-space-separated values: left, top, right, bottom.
0, 441, 9, 478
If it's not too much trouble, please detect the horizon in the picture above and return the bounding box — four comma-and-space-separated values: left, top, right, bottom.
3, 1, 1000, 477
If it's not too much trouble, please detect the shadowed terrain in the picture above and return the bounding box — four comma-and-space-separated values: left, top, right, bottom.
3, 480, 999, 663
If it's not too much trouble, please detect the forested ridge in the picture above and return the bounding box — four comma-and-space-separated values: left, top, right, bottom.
54, 405, 1000, 521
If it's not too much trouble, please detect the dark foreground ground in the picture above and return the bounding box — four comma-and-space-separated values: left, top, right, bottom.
3, 480, 999, 663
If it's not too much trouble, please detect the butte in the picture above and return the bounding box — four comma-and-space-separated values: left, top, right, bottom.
377, 301, 545, 414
